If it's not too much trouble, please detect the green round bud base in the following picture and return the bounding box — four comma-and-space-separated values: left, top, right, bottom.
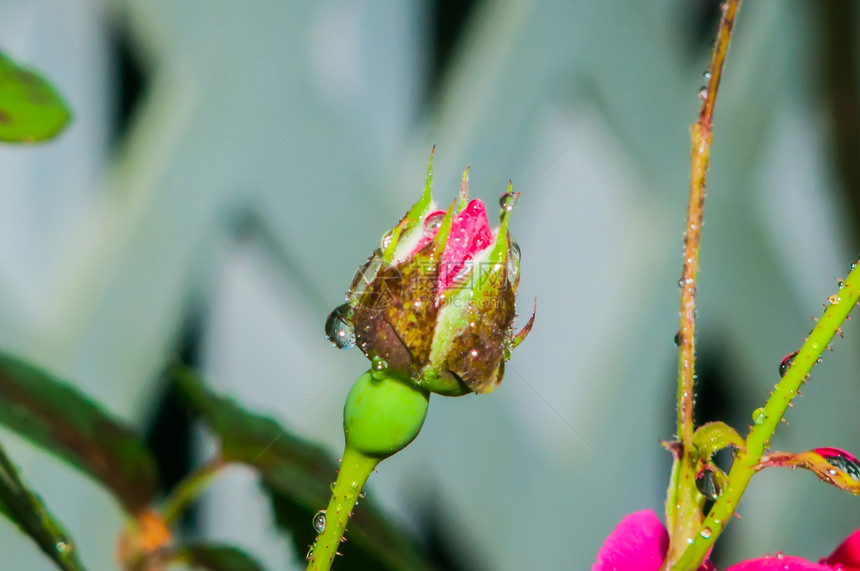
344, 371, 430, 458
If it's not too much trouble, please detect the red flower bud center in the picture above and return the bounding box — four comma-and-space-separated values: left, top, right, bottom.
438, 199, 493, 293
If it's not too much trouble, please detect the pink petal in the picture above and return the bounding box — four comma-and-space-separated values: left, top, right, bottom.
824, 528, 860, 570
726, 554, 831, 570
593, 510, 669, 571
438, 199, 493, 292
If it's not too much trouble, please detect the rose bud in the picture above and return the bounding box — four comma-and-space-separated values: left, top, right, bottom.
325, 152, 534, 396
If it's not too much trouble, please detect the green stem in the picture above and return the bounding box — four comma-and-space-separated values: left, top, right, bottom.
671, 259, 860, 569
161, 457, 228, 526
306, 446, 379, 571
665, 0, 742, 564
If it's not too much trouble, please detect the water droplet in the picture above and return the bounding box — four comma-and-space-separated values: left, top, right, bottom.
829, 294, 841, 304
673, 330, 682, 347
823, 452, 860, 481
56, 541, 68, 553
507, 239, 521, 282
852, 262, 857, 270
779, 351, 798, 377
380, 231, 393, 250
703, 70, 712, 82
313, 510, 327, 533
330, 482, 336, 492
305, 542, 316, 561
370, 356, 388, 380
838, 280, 845, 290
697, 86, 709, 101
695, 467, 720, 500
752, 408, 767, 425
700, 527, 712, 539
499, 191, 519, 212
325, 304, 355, 349
424, 212, 445, 234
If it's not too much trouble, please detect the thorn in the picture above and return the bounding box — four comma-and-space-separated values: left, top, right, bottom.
811, 316, 819, 322
781, 418, 788, 425
787, 402, 793, 408
797, 389, 803, 396
734, 512, 743, 521
336, 551, 344, 557
340, 537, 348, 543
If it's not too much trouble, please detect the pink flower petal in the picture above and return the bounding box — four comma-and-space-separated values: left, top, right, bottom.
438, 199, 493, 292
726, 554, 832, 570
593, 510, 669, 571
824, 528, 860, 570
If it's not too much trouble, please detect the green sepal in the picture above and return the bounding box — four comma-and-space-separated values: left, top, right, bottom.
382, 148, 436, 264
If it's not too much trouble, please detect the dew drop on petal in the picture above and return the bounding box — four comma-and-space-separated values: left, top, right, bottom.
325, 304, 355, 349
313, 511, 327, 533
752, 407, 767, 425
779, 351, 798, 377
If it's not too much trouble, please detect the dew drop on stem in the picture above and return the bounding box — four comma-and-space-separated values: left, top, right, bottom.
752, 407, 767, 425
325, 304, 355, 349
313, 510, 327, 533
779, 351, 798, 378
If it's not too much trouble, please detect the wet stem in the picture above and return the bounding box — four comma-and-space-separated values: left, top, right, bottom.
306, 446, 379, 571
672, 262, 860, 569
664, 0, 741, 566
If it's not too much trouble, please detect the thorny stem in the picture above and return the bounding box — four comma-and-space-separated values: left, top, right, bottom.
161, 456, 228, 526
306, 446, 379, 571
672, 259, 860, 569
664, 0, 742, 566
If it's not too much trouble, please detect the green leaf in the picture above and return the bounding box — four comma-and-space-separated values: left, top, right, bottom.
172, 364, 435, 571
691, 421, 745, 462
0, 351, 158, 513
0, 52, 71, 143
181, 544, 266, 571
0, 441, 84, 570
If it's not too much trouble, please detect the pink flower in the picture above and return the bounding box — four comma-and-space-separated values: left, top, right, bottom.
594, 511, 860, 571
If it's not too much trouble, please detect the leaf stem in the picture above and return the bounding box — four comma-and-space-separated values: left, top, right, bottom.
672, 259, 860, 569
665, 0, 742, 564
161, 456, 228, 526
306, 446, 379, 571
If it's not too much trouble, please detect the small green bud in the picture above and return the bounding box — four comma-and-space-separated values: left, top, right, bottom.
343, 371, 429, 458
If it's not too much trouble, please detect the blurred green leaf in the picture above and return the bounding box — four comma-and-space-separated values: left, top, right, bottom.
181, 544, 266, 571
0, 441, 84, 570
173, 364, 436, 571
0, 351, 158, 513
0, 52, 71, 143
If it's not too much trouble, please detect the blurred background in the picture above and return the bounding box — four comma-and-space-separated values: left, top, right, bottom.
0, 0, 859, 569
